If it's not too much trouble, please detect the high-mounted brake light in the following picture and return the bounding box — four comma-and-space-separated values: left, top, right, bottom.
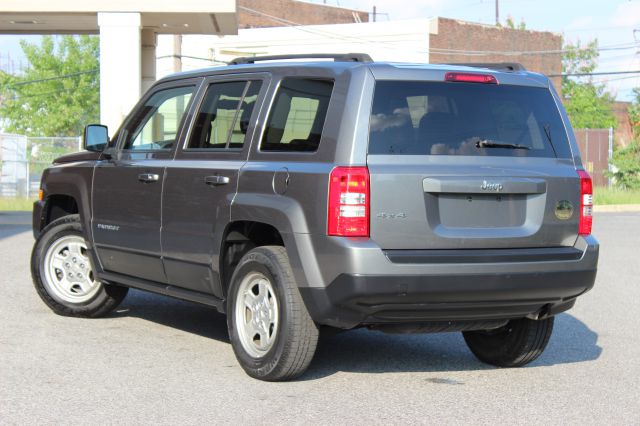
577, 170, 593, 236
327, 166, 370, 237
445, 72, 498, 84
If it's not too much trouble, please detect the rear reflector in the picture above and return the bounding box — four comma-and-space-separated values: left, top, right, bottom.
328, 166, 370, 237
445, 72, 498, 84
577, 170, 593, 236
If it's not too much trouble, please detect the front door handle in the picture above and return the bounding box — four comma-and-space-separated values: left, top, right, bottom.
138, 173, 159, 183
204, 175, 230, 186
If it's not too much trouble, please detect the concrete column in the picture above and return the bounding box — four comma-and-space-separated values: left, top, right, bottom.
172, 34, 183, 74
141, 28, 157, 95
97, 12, 141, 133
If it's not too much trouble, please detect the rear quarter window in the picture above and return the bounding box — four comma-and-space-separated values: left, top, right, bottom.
368, 80, 571, 158
261, 78, 334, 152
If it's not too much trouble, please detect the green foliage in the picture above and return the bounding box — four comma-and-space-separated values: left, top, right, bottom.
563, 39, 598, 75
562, 39, 616, 129
563, 81, 617, 128
504, 15, 526, 30
611, 89, 640, 190
0, 35, 99, 137
609, 141, 640, 190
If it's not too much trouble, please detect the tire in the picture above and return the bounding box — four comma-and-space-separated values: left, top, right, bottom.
31, 214, 128, 318
227, 246, 319, 381
463, 317, 554, 367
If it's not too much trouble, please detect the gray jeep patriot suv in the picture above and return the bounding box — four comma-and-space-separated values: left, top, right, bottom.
31, 54, 599, 381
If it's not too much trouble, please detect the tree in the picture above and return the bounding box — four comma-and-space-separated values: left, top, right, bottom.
608, 88, 640, 190
561, 39, 616, 129
609, 141, 640, 189
0, 35, 99, 137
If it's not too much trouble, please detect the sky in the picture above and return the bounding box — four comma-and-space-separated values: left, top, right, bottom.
0, 0, 639, 100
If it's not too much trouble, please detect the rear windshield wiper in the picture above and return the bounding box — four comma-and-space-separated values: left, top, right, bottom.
474, 139, 530, 150
543, 124, 558, 157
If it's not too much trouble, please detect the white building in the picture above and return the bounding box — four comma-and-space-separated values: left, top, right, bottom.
157, 19, 437, 79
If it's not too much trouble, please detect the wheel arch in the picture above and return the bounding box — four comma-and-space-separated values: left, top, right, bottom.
219, 220, 288, 297
45, 193, 79, 226
223, 194, 314, 297
36, 165, 95, 243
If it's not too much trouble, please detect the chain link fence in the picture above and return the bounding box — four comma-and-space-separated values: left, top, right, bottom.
0, 134, 81, 197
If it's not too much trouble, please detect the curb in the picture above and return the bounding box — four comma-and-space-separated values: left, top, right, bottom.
594, 204, 640, 213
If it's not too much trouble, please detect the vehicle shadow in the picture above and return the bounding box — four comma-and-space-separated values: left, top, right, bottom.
110, 289, 230, 343
302, 313, 602, 379
111, 290, 602, 379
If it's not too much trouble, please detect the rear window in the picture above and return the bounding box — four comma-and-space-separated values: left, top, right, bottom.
368, 81, 571, 158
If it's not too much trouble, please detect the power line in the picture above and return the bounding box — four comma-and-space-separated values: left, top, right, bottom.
593, 74, 640, 83
237, 5, 405, 53
5, 69, 98, 90
549, 70, 640, 77
239, 6, 639, 58
9, 87, 82, 100
156, 54, 227, 65
429, 44, 639, 57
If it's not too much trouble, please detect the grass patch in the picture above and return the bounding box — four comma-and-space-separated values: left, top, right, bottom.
594, 187, 640, 205
0, 197, 36, 211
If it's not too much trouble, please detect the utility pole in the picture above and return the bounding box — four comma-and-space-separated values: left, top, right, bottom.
495, 0, 499, 25
373, 5, 377, 22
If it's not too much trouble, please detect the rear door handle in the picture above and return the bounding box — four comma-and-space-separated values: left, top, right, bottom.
204, 175, 230, 186
137, 173, 159, 183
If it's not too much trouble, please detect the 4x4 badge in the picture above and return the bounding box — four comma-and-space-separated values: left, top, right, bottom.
555, 200, 574, 220
376, 212, 407, 219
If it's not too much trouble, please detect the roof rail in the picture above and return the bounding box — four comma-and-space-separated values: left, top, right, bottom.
445, 62, 526, 72
229, 53, 373, 65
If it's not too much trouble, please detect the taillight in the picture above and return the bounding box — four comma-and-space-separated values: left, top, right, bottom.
327, 166, 369, 237
578, 170, 593, 236
445, 72, 498, 84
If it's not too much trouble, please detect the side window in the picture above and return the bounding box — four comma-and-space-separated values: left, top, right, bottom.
187, 80, 262, 150
261, 78, 334, 152
123, 86, 194, 151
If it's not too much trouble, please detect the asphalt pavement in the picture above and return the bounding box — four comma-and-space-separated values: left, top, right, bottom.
0, 212, 638, 424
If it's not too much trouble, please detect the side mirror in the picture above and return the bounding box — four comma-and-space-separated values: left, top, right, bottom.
83, 124, 109, 152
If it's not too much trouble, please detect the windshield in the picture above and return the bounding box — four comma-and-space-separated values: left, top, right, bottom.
368, 81, 571, 158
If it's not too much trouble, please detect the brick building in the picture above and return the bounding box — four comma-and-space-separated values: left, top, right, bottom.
237, 0, 368, 28
429, 18, 562, 92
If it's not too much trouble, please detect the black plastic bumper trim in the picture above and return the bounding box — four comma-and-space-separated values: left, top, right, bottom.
299, 268, 596, 329
383, 247, 583, 264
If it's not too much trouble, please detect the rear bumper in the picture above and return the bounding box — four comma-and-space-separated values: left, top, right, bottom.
300, 268, 593, 328
292, 235, 599, 329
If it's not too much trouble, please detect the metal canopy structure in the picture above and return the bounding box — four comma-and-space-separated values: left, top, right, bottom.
0, 0, 238, 34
